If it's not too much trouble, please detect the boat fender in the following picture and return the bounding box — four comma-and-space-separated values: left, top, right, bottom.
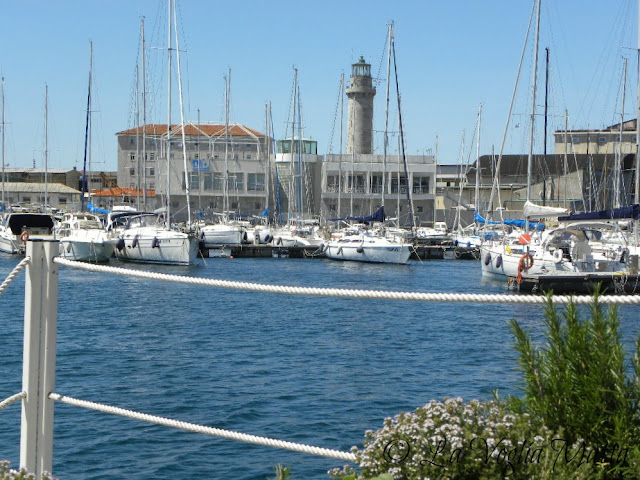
495, 255, 502, 268
264, 234, 272, 243
116, 238, 125, 251
198, 240, 206, 252
484, 253, 491, 266
552, 249, 563, 264
356, 247, 364, 253
151, 237, 160, 249
276, 237, 282, 246
336, 247, 343, 255
242, 231, 248, 243
132, 235, 139, 248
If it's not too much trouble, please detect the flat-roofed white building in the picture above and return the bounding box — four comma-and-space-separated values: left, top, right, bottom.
321, 153, 436, 226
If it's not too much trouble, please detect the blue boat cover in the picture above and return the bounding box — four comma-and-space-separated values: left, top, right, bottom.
345, 206, 386, 224
474, 212, 543, 231
87, 202, 110, 215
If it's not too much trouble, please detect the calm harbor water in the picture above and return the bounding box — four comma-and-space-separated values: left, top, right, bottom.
1, 254, 638, 479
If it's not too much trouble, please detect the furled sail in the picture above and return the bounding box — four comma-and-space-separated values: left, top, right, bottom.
522, 200, 568, 219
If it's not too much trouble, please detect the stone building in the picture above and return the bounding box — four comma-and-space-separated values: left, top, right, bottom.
115, 123, 270, 221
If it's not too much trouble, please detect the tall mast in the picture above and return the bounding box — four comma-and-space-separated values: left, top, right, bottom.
44, 83, 48, 211
173, 0, 191, 226
224, 71, 230, 220
526, 0, 542, 206
264, 103, 270, 220
635, 0, 640, 247
1, 77, 5, 211
392, 34, 415, 232
141, 18, 147, 211
83, 41, 93, 212
543, 46, 549, 206
135, 63, 140, 211
290, 68, 297, 221
616, 57, 627, 209
165, 0, 172, 228
563, 109, 569, 209
475, 104, 482, 216
338, 73, 344, 219
382, 22, 393, 210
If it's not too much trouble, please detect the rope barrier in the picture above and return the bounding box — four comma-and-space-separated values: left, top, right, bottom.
49, 393, 356, 462
0, 256, 31, 296
54, 257, 640, 305
0, 392, 26, 411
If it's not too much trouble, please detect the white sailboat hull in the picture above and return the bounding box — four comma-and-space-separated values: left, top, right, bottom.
116, 227, 198, 265
325, 238, 411, 264
199, 224, 244, 247
59, 238, 115, 263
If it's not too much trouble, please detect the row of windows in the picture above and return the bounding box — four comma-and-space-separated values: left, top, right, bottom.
129, 152, 254, 161
327, 204, 426, 214
566, 135, 637, 144
181, 172, 266, 192
326, 175, 431, 194
130, 167, 155, 176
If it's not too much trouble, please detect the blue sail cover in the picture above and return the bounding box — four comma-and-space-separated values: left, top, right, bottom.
346, 206, 385, 224
558, 204, 640, 221
474, 211, 543, 231
87, 202, 109, 215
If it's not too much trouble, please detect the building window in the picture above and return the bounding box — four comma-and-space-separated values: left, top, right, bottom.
254, 202, 262, 210
22, 196, 30, 203
246, 154, 252, 160
189, 172, 200, 189
571, 136, 581, 144
329, 204, 336, 213
327, 175, 339, 193
413, 176, 430, 194
416, 205, 423, 213
598, 136, 607, 144
130, 167, 135, 176
148, 167, 155, 177
370, 175, 383, 194
391, 175, 407, 194
228, 172, 244, 192
59, 198, 67, 205
347, 174, 365, 193
130, 153, 135, 161
231, 202, 238, 210
247, 173, 265, 191
213, 173, 224, 190
149, 183, 155, 189
149, 152, 155, 161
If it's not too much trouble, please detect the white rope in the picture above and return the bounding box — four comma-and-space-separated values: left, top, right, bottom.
0, 256, 31, 296
49, 393, 356, 462
54, 257, 640, 305
0, 391, 26, 411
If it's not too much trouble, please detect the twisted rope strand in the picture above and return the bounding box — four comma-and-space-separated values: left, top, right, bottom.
54, 257, 640, 305
49, 393, 356, 462
0, 392, 26, 411
0, 256, 31, 296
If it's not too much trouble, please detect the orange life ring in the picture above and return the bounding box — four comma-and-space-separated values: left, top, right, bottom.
516, 253, 534, 284
20, 231, 29, 243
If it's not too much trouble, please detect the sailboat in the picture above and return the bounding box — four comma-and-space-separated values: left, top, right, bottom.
115, 0, 198, 266
324, 23, 412, 264
198, 70, 246, 252
479, 0, 626, 282
0, 83, 55, 255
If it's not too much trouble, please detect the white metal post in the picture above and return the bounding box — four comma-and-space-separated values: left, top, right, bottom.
20, 240, 59, 477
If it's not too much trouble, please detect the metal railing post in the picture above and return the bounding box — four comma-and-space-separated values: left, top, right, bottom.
20, 239, 59, 476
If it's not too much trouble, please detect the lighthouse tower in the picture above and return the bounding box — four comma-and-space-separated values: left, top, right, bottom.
346, 56, 376, 154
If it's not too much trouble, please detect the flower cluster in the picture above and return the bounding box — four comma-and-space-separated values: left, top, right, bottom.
328, 398, 601, 479
0, 460, 58, 480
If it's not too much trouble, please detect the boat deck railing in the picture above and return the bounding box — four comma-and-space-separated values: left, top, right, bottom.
2, 239, 640, 477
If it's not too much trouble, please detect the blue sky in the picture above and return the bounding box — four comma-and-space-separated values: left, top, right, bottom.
0, 0, 637, 172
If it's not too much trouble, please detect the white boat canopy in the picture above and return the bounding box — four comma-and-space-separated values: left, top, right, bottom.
523, 200, 569, 219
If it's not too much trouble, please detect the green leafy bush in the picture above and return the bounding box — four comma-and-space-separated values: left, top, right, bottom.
508, 292, 640, 478
330, 292, 639, 479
